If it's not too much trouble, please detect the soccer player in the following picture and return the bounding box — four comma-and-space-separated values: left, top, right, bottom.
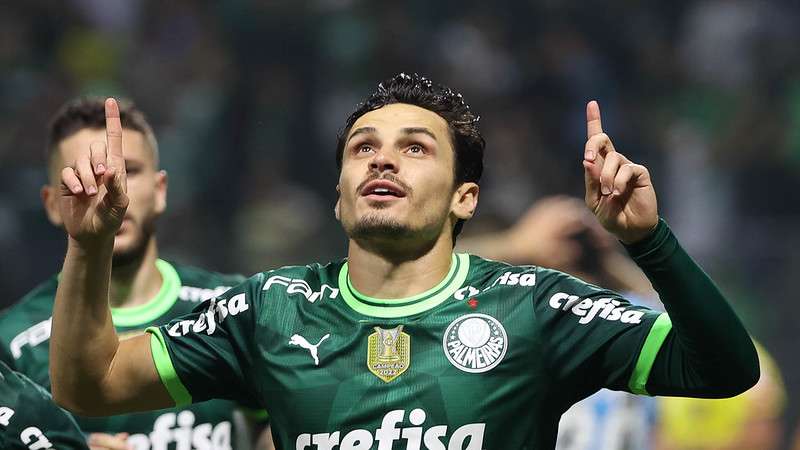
0, 361, 89, 450
49, 74, 759, 449
0, 98, 270, 450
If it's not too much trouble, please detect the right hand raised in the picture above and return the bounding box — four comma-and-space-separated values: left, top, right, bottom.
59, 98, 129, 245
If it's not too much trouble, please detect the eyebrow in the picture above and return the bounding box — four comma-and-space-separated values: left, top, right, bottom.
346, 126, 438, 143
347, 127, 377, 143
400, 127, 437, 141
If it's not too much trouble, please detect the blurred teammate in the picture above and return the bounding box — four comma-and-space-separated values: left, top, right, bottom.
0, 360, 89, 450
49, 74, 758, 449
458, 195, 654, 297
0, 98, 271, 450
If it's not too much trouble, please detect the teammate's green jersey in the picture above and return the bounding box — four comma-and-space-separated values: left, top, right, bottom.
0, 361, 88, 450
0, 260, 251, 450
148, 253, 672, 449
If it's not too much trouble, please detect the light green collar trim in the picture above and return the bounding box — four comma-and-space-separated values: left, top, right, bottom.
338, 253, 470, 318
111, 259, 181, 327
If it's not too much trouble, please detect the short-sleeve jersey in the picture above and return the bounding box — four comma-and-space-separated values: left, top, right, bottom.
148, 254, 672, 449
0, 260, 249, 450
0, 361, 88, 450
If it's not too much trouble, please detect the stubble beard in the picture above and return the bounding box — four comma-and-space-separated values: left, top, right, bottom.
346, 205, 451, 258
349, 212, 417, 242
111, 220, 155, 268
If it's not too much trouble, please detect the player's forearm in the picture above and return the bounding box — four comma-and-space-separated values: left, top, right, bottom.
624, 219, 759, 397
50, 237, 120, 413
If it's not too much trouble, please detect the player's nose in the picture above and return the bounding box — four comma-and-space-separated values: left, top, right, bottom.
369, 147, 399, 174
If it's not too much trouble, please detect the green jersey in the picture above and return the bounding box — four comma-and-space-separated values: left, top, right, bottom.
148, 253, 672, 449
0, 260, 252, 450
0, 361, 88, 450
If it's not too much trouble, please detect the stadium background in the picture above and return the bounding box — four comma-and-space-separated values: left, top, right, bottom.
1, 1, 798, 448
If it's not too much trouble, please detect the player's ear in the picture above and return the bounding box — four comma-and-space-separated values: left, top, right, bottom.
451, 182, 479, 220
154, 170, 168, 215
334, 184, 341, 221
41, 184, 63, 226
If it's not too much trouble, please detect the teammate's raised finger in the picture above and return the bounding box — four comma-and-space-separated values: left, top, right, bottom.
90, 141, 107, 175
104, 98, 125, 173
586, 100, 603, 139
61, 167, 83, 195
76, 155, 98, 196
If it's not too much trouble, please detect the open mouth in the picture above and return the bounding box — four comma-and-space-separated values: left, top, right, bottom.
360, 179, 407, 199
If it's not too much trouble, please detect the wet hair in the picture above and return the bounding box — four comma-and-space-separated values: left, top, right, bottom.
335, 73, 485, 240
46, 97, 159, 167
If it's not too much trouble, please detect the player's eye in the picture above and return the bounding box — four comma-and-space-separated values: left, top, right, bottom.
406, 144, 425, 155
357, 144, 374, 154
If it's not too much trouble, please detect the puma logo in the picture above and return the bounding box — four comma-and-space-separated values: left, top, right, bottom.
288, 333, 330, 366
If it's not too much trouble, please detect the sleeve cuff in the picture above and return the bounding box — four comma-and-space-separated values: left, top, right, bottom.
146, 327, 193, 407
622, 218, 678, 267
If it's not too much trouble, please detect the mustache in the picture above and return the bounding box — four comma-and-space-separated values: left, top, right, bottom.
356, 173, 413, 196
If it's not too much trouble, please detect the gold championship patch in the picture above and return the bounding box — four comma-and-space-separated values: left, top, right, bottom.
367, 325, 410, 383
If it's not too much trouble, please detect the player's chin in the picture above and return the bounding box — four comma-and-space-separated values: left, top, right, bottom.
112, 231, 144, 258
112, 244, 146, 267
113, 221, 136, 242
359, 195, 407, 210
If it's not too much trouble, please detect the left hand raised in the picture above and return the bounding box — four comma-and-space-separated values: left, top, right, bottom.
583, 101, 658, 244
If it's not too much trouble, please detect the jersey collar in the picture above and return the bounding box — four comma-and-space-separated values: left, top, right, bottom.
338, 253, 470, 318
110, 259, 181, 327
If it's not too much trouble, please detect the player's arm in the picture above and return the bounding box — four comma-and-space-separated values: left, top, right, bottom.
582, 101, 758, 397
49, 98, 172, 415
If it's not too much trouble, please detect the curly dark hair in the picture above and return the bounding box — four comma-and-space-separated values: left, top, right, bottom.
335, 73, 485, 240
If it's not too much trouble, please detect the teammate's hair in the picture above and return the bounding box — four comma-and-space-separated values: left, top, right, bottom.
46, 97, 159, 167
335, 73, 485, 240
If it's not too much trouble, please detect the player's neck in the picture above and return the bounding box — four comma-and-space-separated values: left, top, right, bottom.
108, 238, 162, 309
347, 232, 454, 300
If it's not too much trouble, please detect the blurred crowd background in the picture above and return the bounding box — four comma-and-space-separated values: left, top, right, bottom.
1, 0, 799, 448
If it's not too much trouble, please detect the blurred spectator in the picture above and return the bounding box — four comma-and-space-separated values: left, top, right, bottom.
656, 343, 786, 450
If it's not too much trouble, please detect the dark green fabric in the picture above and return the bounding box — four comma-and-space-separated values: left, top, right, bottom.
0, 261, 254, 449
624, 219, 760, 397
150, 255, 666, 449
0, 361, 88, 450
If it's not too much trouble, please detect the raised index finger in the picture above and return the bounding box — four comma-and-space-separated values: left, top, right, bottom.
586, 100, 603, 138
105, 98, 124, 173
